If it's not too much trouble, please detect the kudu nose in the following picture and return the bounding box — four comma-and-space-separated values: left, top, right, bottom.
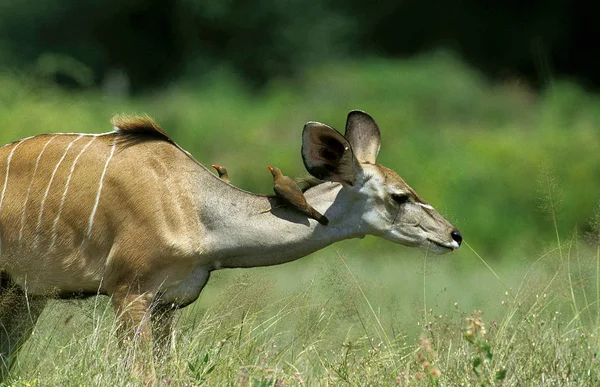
451, 229, 463, 246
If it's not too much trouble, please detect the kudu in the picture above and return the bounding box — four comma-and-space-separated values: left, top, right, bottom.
0, 110, 461, 379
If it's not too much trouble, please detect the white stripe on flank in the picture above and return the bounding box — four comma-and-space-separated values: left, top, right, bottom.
54, 132, 116, 137
0, 139, 27, 256
0, 135, 34, 150
35, 135, 84, 239
0, 132, 112, 150
84, 136, 118, 243
49, 136, 97, 250
28, 131, 114, 138
19, 136, 57, 241
0, 139, 26, 213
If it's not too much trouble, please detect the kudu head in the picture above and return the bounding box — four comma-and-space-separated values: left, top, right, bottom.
302, 110, 461, 254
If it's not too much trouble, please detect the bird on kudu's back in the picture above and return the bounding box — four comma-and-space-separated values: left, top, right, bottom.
268, 166, 329, 225
212, 164, 230, 183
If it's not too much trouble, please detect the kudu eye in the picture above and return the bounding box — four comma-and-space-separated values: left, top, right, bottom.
391, 193, 410, 205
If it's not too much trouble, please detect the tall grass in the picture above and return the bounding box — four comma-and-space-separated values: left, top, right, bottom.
8, 193, 600, 385
5, 233, 599, 385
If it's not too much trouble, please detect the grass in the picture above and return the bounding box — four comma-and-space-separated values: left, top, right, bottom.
4, 234, 599, 385
1, 52, 600, 384
2, 239, 600, 386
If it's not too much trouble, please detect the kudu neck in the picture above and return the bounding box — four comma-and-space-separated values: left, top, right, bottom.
196, 175, 363, 269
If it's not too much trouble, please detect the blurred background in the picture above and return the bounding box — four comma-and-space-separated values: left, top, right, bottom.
0, 1, 599, 277
1, 1, 598, 91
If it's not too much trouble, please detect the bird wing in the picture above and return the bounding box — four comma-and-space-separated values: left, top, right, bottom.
274, 176, 308, 208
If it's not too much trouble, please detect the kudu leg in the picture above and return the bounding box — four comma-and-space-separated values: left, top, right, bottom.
111, 287, 155, 385
151, 304, 176, 362
150, 269, 211, 362
0, 277, 47, 381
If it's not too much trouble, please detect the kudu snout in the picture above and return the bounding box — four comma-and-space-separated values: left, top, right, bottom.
451, 229, 463, 246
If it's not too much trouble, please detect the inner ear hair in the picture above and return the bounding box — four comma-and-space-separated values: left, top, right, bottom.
344, 110, 381, 164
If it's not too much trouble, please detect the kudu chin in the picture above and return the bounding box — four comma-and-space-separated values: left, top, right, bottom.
0, 110, 460, 381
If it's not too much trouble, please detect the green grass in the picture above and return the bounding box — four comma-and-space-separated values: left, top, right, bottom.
5, 237, 600, 385
1, 52, 600, 384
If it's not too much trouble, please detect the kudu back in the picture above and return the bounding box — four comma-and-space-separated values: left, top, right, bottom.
0, 110, 460, 379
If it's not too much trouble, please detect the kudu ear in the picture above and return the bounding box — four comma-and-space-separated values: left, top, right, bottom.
302, 122, 361, 185
344, 110, 381, 164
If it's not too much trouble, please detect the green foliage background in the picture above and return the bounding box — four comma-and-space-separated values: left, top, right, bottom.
1, 51, 598, 259
1, 0, 592, 89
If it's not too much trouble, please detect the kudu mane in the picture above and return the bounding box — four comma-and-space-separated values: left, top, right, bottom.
111, 114, 198, 163
112, 115, 175, 143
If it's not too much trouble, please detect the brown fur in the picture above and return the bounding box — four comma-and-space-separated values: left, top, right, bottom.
111, 114, 198, 165
111, 114, 173, 143
269, 167, 329, 225
0, 121, 201, 383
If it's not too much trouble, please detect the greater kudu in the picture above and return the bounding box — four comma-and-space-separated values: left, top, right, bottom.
0, 110, 461, 380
